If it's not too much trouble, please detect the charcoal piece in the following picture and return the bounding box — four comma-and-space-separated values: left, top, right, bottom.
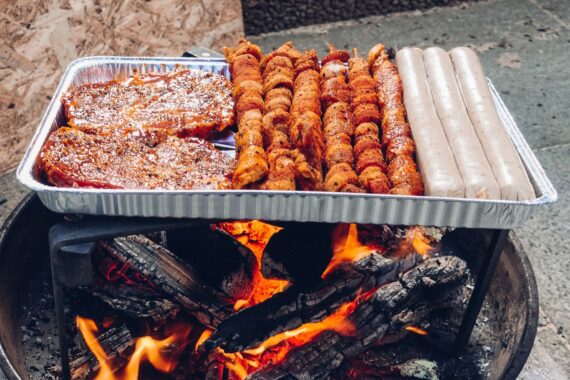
262, 223, 334, 285
205, 251, 422, 352
248, 256, 468, 379
166, 226, 258, 301
101, 235, 233, 329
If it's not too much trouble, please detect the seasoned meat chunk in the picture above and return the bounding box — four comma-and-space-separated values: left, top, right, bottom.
40, 127, 234, 190
63, 70, 234, 138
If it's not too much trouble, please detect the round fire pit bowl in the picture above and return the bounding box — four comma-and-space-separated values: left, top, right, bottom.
0, 194, 538, 379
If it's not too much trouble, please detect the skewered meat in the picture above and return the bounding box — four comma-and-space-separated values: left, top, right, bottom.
288, 49, 324, 190
225, 38, 269, 189
348, 49, 389, 194
40, 127, 234, 190
369, 44, 424, 196
320, 46, 364, 193
258, 42, 301, 190
63, 70, 235, 139
260, 41, 303, 70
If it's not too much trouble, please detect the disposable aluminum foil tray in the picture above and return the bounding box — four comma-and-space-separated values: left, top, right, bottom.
16, 56, 557, 228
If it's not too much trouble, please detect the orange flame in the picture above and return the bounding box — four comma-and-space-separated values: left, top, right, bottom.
322, 224, 379, 278
221, 285, 377, 379
219, 221, 290, 309
76, 316, 191, 380
76, 316, 115, 380
195, 329, 212, 351
404, 325, 429, 336
409, 227, 433, 256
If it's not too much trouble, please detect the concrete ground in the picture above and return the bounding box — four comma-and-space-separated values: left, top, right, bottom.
0, 0, 568, 378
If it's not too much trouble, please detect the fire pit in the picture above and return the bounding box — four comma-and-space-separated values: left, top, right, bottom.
0, 195, 538, 379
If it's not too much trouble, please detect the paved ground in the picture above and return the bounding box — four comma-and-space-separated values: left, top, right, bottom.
0, 0, 568, 378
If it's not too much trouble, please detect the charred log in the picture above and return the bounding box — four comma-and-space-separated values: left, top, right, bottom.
89, 284, 180, 323
51, 323, 135, 380
205, 251, 422, 352
101, 235, 233, 329
166, 226, 258, 301
248, 256, 468, 380
261, 223, 334, 285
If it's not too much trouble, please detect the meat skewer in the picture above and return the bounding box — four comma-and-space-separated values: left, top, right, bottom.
259, 42, 301, 190
320, 45, 364, 193
224, 38, 268, 189
348, 48, 390, 194
289, 50, 325, 190
369, 44, 424, 196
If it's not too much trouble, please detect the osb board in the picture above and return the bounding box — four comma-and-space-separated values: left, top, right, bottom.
0, 0, 244, 176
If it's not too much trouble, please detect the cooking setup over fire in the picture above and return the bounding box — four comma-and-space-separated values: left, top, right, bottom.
0, 37, 556, 380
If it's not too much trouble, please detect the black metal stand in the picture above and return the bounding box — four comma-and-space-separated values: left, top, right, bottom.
452, 229, 509, 351
49, 220, 510, 379
49, 217, 208, 380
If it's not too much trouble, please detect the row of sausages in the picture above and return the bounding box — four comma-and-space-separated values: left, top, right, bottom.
396, 46, 535, 200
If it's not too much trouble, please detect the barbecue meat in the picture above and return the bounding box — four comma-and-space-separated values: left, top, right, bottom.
63, 70, 235, 139
40, 127, 234, 190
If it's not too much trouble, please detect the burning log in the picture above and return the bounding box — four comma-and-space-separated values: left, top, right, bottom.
51, 323, 135, 380
90, 284, 180, 323
261, 223, 334, 285
205, 249, 422, 353
101, 235, 233, 329
248, 256, 468, 379
166, 226, 258, 301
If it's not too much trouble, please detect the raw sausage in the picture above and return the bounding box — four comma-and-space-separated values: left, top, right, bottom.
395, 47, 465, 197
423, 47, 500, 199
449, 47, 535, 200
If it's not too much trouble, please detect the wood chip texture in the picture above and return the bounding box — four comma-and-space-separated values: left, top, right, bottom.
0, 0, 244, 175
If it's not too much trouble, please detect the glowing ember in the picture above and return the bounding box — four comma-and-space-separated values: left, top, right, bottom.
322, 224, 380, 278
404, 325, 429, 336
76, 316, 191, 380
218, 221, 290, 308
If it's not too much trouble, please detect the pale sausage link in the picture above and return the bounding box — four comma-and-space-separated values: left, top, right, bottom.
395, 47, 465, 198
450, 47, 535, 200
423, 47, 500, 199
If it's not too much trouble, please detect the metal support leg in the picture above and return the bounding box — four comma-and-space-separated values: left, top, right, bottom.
453, 229, 509, 351
48, 216, 209, 380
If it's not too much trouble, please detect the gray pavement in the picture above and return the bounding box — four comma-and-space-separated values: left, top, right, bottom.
0, 0, 568, 378
249, 0, 569, 378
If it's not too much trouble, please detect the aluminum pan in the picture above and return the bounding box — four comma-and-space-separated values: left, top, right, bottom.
16, 56, 557, 228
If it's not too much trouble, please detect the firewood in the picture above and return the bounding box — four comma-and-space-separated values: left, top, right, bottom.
101, 235, 233, 329
261, 223, 334, 285
89, 284, 180, 323
166, 226, 258, 301
205, 250, 422, 352
51, 323, 135, 380
248, 256, 468, 379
